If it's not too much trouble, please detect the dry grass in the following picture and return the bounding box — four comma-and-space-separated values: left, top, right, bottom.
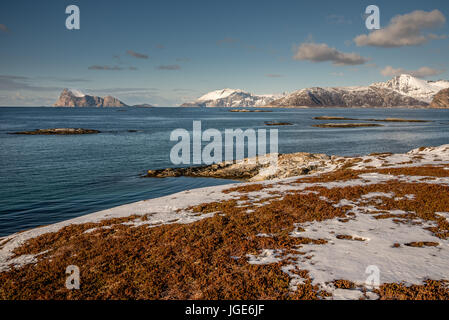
0, 189, 347, 300
376, 280, 449, 300
1, 163, 449, 300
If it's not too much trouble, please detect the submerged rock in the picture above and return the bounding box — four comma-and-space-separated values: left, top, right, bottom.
312, 123, 383, 128
264, 121, 293, 126
314, 116, 429, 122
10, 128, 100, 135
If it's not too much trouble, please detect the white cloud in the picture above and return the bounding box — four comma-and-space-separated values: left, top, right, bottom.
354, 10, 446, 47
380, 65, 445, 78
293, 42, 368, 66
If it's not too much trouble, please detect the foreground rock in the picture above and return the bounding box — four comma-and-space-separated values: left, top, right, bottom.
146, 153, 332, 181
53, 89, 127, 107
11, 128, 100, 135
430, 88, 449, 108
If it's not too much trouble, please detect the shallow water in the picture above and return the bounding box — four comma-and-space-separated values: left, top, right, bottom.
0, 106, 448, 236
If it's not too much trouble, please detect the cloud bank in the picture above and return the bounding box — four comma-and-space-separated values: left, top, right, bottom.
380, 65, 445, 78
293, 42, 368, 66
354, 10, 446, 47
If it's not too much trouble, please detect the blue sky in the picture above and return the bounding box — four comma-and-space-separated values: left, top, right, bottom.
0, 0, 448, 106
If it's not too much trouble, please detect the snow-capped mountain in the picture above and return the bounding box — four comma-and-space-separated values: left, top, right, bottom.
181, 75, 449, 108
269, 75, 449, 108
372, 74, 449, 103
180, 89, 284, 107
269, 85, 427, 108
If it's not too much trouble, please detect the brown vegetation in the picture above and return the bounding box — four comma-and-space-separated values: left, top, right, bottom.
1, 162, 449, 300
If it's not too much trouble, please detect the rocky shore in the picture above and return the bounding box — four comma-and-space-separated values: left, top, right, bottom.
146, 152, 332, 181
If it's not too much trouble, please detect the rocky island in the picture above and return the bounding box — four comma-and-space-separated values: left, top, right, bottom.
53, 89, 127, 107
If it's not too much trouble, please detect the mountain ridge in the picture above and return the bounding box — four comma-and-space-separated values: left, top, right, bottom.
182, 75, 449, 108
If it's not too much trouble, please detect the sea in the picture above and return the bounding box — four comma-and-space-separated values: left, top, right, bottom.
1, 106, 448, 236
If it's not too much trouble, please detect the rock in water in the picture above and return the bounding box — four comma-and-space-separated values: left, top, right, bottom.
429, 88, 449, 108
10, 128, 100, 135
53, 89, 128, 107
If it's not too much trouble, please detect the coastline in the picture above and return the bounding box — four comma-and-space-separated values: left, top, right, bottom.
1, 144, 449, 299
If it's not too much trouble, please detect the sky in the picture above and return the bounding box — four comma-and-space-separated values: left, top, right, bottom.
0, 0, 448, 106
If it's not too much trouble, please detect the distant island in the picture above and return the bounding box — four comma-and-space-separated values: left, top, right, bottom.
53, 89, 154, 108
181, 74, 449, 108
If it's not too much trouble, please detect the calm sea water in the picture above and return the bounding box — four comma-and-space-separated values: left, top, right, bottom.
1, 107, 449, 236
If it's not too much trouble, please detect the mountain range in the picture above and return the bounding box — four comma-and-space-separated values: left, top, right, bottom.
53, 75, 449, 108
182, 75, 449, 108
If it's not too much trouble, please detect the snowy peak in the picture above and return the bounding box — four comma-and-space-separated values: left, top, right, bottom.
181, 89, 284, 107
197, 88, 245, 102
371, 74, 449, 103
